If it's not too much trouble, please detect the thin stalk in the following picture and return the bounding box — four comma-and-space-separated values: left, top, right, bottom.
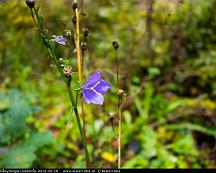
81, 51, 84, 80
115, 49, 121, 169
81, 98, 86, 143
81, 51, 86, 140
73, 0, 88, 164
75, 90, 79, 107
74, 0, 82, 82
33, 7, 43, 32
31, 7, 91, 168
67, 35, 72, 59
118, 96, 122, 169
115, 50, 119, 87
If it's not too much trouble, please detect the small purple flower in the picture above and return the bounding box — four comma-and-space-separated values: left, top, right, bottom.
82, 71, 111, 105
50, 35, 66, 45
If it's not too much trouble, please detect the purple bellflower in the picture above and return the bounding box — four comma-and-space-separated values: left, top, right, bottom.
50, 35, 66, 45
82, 71, 111, 105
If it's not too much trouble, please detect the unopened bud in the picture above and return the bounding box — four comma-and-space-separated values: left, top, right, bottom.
80, 41, 87, 51
63, 66, 72, 78
112, 39, 119, 49
25, 0, 35, 8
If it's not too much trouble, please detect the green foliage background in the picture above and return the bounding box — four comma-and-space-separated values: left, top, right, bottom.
1, 0, 216, 168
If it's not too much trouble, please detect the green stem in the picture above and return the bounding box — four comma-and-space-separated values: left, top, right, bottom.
33, 7, 44, 33
31, 7, 91, 168
33, 7, 67, 82
66, 83, 91, 168
81, 50, 87, 149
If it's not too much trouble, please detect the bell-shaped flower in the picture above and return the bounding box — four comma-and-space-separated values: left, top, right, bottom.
82, 71, 110, 105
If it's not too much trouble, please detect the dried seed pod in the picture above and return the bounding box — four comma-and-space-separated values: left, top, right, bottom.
117, 89, 124, 96
114, 154, 119, 162
80, 41, 87, 51
112, 39, 119, 49
82, 27, 89, 38
72, 2, 78, 10
25, 0, 35, 8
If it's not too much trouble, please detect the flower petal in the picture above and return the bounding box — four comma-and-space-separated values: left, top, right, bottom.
83, 71, 101, 88
82, 89, 104, 105
50, 35, 66, 45
55, 36, 66, 45
94, 80, 110, 94
57, 40, 66, 45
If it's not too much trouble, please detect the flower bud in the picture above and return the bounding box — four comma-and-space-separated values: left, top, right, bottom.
80, 41, 87, 51
112, 39, 119, 49
25, 0, 35, 8
63, 66, 72, 78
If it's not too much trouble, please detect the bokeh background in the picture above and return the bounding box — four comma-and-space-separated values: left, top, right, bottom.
1, 0, 216, 168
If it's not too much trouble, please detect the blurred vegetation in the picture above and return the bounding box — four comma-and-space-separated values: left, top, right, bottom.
1, 0, 216, 168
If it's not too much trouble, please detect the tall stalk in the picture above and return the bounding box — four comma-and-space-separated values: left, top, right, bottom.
28, 4, 91, 168
113, 40, 121, 168
73, 0, 88, 163
80, 46, 87, 149
73, 0, 82, 82
116, 49, 121, 169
